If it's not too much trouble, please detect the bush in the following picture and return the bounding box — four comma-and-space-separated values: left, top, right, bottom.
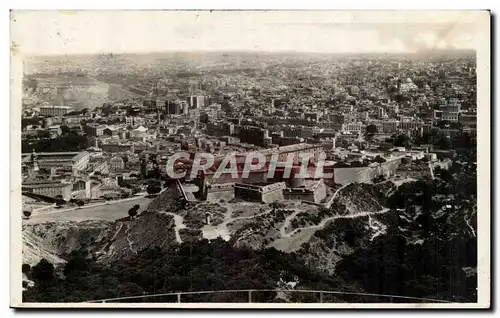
31, 259, 54, 282
22, 264, 31, 274
146, 184, 161, 196
128, 204, 140, 218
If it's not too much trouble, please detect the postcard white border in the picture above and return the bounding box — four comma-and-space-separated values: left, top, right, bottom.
9, 10, 491, 309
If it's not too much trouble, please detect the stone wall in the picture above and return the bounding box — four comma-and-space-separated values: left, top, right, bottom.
261, 189, 285, 203
206, 189, 235, 202
333, 158, 402, 185
206, 183, 235, 202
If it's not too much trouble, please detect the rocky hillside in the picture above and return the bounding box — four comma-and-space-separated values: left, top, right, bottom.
22, 183, 390, 266
22, 167, 478, 302
22, 212, 177, 266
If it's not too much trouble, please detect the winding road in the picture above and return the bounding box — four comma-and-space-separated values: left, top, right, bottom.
282, 208, 391, 238
280, 183, 349, 237
323, 183, 350, 209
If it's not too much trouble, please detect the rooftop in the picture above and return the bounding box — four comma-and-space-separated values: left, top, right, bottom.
23, 182, 72, 189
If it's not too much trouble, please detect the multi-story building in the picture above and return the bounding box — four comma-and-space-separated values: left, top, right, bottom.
459, 114, 477, 126
376, 106, 386, 118
222, 122, 235, 136
22, 180, 73, 200
154, 96, 170, 110
165, 100, 189, 115
399, 121, 424, 131
39, 105, 73, 117
434, 98, 462, 122
85, 123, 106, 137
305, 112, 320, 121
61, 114, 91, 126
22, 151, 90, 175
382, 120, 399, 133
187, 96, 205, 109
109, 156, 125, 171
126, 116, 146, 127
239, 126, 269, 147
341, 122, 363, 134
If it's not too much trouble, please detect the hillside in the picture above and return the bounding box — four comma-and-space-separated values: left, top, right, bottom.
22, 165, 477, 302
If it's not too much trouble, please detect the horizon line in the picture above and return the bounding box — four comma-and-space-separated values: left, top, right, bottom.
25, 48, 477, 58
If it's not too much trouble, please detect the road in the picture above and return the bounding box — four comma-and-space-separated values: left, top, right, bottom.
282, 208, 391, 238
323, 183, 350, 209
27, 196, 153, 222
280, 183, 349, 236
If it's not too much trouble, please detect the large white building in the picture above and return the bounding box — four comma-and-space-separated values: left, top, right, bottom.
187, 96, 205, 109
22, 151, 90, 176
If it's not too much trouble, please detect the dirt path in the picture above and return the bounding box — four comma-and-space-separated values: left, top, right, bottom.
280, 210, 301, 237
280, 184, 349, 236
323, 183, 350, 208
160, 212, 187, 244
367, 215, 387, 242
223, 207, 273, 226
125, 223, 137, 254
202, 204, 273, 241
282, 208, 391, 238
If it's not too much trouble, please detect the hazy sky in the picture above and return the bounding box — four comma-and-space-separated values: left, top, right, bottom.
11, 11, 486, 56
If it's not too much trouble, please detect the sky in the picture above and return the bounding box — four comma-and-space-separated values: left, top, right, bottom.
11, 11, 486, 56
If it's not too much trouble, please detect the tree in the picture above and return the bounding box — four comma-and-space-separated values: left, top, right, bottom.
31, 259, 54, 282
146, 184, 162, 196
128, 204, 140, 219
55, 198, 65, 207
436, 135, 452, 150
393, 134, 412, 149
373, 155, 386, 164
23, 210, 32, 219
22, 264, 31, 274
63, 251, 90, 277
365, 124, 378, 138
60, 125, 71, 135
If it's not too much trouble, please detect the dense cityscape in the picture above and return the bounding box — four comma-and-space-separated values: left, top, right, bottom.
20, 50, 478, 304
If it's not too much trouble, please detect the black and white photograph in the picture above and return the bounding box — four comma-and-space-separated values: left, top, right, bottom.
9, 10, 491, 308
